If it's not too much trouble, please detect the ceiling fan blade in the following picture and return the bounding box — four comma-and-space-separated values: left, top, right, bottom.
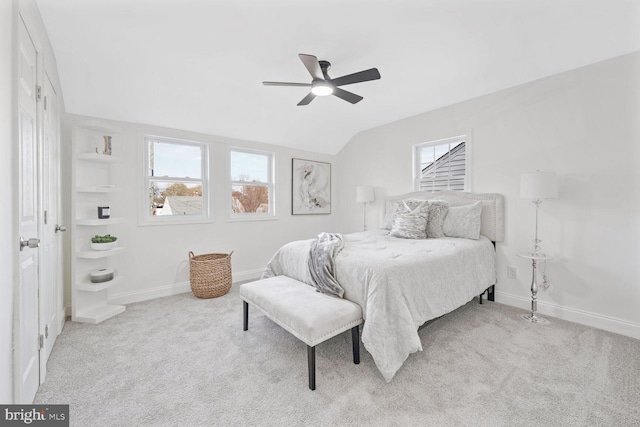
330, 68, 381, 87
297, 92, 316, 106
263, 81, 311, 87
298, 54, 323, 80
332, 87, 363, 104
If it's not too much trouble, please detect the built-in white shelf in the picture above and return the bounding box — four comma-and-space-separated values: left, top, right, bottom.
76, 247, 125, 259
72, 120, 127, 324
76, 217, 125, 226
75, 304, 125, 324
76, 186, 118, 193
77, 153, 122, 163
75, 276, 124, 292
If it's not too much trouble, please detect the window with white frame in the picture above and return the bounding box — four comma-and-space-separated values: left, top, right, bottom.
414, 135, 467, 192
229, 148, 274, 218
144, 135, 209, 221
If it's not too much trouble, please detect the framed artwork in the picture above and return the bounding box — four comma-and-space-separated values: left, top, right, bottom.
291, 158, 331, 215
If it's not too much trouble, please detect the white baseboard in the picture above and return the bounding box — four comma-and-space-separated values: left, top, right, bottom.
496, 291, 640, 340
231, 268, 264, 284
58, 307, 67, 332
107, 268, 264, 306
109, 281, 191, 306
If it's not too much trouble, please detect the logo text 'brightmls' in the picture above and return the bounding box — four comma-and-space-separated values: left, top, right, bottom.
4, 408, 46, 424
1, 405, 69, 426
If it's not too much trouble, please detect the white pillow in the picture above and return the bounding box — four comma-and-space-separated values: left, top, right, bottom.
426, 200, 449, 238
442, 201, 482, 239
381, 200, 400, 230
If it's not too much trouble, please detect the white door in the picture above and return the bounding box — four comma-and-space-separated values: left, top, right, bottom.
17, 17, 40, 404
39, 70, 61, 381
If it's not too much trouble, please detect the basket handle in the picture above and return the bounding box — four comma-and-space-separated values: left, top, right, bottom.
228, 251, 234, 258
189, 251, 195, 259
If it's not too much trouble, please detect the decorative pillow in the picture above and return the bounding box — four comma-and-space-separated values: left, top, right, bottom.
443, 201, 482, 239
399, 199, 430, 215
426, 200, 449, 238
389, 212, 428, 239
381, 200, 401, 230
384, 199, 429, 230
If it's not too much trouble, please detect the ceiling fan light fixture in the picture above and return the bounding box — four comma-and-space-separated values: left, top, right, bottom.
264, 54, 380, 105
311, 81, 333, 96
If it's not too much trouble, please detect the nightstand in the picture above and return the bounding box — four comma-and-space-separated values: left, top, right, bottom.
517, 252, 553, 324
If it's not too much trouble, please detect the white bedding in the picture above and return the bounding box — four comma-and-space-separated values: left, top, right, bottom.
263, 229, 497, 382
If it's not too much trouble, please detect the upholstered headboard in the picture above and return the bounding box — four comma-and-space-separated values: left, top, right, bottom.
384, 190, 505, 242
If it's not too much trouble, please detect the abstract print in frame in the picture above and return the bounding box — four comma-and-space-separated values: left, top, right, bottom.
292, 158, 331, 215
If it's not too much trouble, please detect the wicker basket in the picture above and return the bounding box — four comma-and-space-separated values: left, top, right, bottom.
188, 251, 233, 299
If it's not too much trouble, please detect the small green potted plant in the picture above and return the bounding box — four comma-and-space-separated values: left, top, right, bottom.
90, 234, 118, 251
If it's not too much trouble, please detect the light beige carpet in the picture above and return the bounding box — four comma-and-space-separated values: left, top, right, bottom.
35, 284, 640, 426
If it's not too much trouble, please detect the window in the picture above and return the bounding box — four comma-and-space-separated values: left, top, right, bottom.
414, 135, 467, 192
229, 148, 274, 218
143, 135, 209, 222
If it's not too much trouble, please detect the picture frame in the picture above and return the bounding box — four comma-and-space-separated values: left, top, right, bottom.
291, 158, 331, 215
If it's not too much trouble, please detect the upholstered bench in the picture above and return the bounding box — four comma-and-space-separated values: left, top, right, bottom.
239, 276, 363, 390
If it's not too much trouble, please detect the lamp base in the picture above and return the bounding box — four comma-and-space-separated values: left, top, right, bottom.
518, 313, 549, 324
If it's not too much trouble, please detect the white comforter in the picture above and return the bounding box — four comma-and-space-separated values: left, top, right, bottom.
263, 230, 496, 382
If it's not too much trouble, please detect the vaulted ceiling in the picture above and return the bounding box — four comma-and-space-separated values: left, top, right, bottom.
36, 0, 640, 154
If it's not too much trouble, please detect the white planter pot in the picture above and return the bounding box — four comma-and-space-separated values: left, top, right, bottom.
90, 241, 117, 251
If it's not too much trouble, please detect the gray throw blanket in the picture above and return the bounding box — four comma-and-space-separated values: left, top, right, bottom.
308, 232, 345, 297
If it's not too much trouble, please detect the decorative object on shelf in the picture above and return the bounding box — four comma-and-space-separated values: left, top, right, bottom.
103, 135, 112, 155
97, 206, 111, 219
189, 251, 234, 298
356, 185, 375, 231
292, 158, 331, 215
90, 268, 114, 283
519, 170, 558, 324
90, 234, 118, 251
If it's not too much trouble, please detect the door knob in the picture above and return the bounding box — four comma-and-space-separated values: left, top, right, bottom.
19, 237, 40, 251
55, 224, 67, 233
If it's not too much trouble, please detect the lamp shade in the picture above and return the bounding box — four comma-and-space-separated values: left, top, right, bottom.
520, 171, 558, 200
356, 185, 375, 203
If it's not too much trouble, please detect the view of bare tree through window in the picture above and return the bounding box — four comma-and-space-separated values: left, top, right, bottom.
232, 184, 269, 213
230, 149, 273, 215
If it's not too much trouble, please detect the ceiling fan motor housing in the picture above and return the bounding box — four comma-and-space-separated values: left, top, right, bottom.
318, 60, 332, 80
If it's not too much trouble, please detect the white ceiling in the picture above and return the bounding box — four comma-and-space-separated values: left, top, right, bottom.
36, 0, 640, 155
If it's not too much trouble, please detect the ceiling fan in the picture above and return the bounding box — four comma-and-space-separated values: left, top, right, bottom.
263, 54, 381, 106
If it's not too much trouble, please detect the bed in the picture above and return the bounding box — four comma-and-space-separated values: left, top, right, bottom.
263, 190, 505, 382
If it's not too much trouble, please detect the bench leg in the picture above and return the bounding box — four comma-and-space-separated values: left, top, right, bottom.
307, 345, 316, 391
351, 325, 360, 365
243, 301, 249, 331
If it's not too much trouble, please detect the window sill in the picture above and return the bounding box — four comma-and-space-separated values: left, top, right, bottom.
226, 215, 279, 223
138, 217, 213, 227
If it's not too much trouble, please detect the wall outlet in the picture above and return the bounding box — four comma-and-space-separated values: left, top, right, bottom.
507, 266, 518, 279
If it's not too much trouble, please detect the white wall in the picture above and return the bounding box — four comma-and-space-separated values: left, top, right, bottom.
336, 52, 640, 339
62, 115, 339, 306
0, 0, 16, 404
